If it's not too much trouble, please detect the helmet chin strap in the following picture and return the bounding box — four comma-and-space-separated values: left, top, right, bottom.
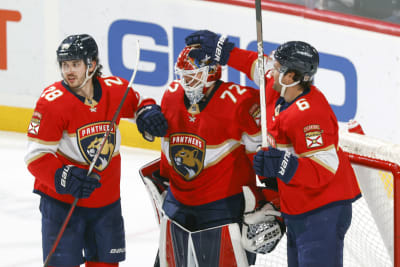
278, 72, 300, 98
76, 64, 98, 90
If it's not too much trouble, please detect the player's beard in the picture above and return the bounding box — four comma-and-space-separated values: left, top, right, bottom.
64, 74, 86, 91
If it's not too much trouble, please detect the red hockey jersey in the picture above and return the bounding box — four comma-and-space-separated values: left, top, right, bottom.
160, 80, 263, 206
228, 48, 361, 216
25, 76, 154, 208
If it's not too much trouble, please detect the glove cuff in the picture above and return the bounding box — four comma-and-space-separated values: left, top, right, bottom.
54, 165, 73, 193
136, 104, 160, 119
277, 151, 298, 184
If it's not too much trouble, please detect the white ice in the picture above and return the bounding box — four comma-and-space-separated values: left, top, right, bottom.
0, 131, 160, 266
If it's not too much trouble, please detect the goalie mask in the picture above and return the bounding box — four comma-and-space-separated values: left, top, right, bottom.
175, 46, 222, 105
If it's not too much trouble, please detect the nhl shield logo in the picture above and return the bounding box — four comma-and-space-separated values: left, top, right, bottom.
77, 122, 116, 171
169, 133, 206, 181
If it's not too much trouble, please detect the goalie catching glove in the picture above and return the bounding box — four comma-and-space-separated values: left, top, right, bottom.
241, 202, 285, 254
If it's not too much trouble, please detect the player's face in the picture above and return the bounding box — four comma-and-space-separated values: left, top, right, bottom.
271, 62, 283, 93
60, 60, 87, 90
271, 62, 293, 93
183, 71, 203, 88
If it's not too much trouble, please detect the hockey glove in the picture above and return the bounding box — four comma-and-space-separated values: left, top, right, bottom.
184, 30, 235, 65
241, 202, 286, 254
136, 104, 168, 141
55, 165, 101, 199
253, 147, 299, 184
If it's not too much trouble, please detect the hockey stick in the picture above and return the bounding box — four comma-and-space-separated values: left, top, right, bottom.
255, 0, 269, 148
43, 40, 141, 267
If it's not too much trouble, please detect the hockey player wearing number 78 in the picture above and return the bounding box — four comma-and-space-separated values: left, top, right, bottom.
185, 30, 362, 267
24, 34, 168, 267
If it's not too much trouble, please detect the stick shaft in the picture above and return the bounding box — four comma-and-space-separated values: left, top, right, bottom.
88, 40, 141, 175
255, 0, 269, 148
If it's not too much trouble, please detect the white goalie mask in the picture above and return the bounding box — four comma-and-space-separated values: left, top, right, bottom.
174, 46, 221, 105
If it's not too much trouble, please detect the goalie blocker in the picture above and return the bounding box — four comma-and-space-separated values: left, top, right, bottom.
139, 160, 285, 266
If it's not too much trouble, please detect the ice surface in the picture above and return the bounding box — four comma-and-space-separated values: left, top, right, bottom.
0, 131, 160, 266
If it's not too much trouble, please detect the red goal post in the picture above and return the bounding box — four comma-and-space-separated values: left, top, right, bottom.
339, 130, 399, 267
254, 131, 400, 267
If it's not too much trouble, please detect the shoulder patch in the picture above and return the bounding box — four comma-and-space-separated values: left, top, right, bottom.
28, 111, 42, 135
304, 124, 324, 148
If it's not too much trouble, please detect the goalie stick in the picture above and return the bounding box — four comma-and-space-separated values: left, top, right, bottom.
43, 40, 141, 267
255, 0, 269, 148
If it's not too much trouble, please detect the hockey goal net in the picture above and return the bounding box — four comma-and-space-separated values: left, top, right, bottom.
254, 130, 400, 267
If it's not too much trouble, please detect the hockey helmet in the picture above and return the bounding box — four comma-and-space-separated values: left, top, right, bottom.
274, 41, 319, 82
56, 34, 98, 66
174, 46, 221, 104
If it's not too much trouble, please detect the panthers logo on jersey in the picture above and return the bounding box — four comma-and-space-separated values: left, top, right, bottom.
169, 133, 205, 181
77, 121, 116, 171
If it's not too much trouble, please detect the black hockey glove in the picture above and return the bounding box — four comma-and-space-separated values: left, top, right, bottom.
185, 30, 235, 65
253, 147, 299, 184
136, 104, 168, 141
55, 165, 101, 199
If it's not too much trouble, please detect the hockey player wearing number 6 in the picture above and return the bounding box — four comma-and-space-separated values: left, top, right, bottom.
140, 44, 287, 266
24, 34, 168, 267
185, 30, 362, 267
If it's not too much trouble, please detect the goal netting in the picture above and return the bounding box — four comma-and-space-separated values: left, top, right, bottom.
254, 130, 400, 267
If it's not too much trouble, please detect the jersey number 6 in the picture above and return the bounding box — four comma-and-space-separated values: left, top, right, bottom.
296, 98, 310, 111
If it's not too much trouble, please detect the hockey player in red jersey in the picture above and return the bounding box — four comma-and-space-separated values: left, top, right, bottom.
142, 44, 285, 266
185, 30, 361, 267
24, 34, 167, 267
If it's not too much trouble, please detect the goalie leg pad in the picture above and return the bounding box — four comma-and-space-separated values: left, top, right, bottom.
190, 224, 249, 266
139, 158, 168, 225
159, 217, 189, 267
159, 217, 250, 267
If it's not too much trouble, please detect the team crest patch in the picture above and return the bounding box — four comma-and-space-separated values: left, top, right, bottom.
77, 122, 116, 171
169, 133, 206, 181
28, 111, 42, 135
304, 124, 324, 149
249, 103, 261, 126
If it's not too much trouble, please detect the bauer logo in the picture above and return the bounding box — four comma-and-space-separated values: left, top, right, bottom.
109, 248, 126, 254
77, 122, 116, 171
169, 133, 205, 181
